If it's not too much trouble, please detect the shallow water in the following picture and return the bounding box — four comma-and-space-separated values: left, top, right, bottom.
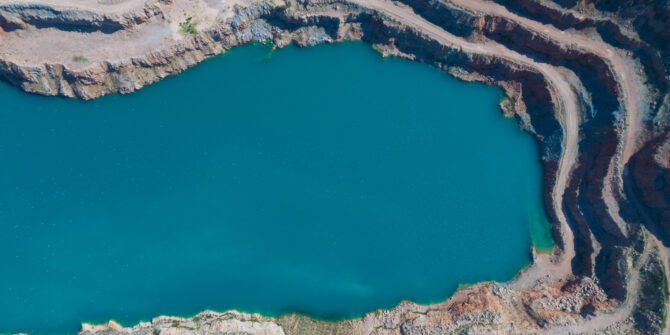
0, 42, 553, 334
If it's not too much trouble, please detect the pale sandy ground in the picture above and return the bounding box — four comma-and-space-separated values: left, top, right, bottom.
0, 0, 152, 14
0, 22, 174, 65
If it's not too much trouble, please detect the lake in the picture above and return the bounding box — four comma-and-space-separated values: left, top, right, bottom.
0, 42, 552, 334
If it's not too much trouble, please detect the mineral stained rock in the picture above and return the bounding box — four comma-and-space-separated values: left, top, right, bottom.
1, 0, 669, 333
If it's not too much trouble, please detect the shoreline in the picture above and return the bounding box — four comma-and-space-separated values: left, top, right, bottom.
1, 42, 547, 335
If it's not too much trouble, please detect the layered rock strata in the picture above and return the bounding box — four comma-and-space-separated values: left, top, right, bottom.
1, 0, 669, 333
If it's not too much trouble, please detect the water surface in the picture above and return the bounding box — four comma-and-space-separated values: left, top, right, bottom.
0, 42, 552, 334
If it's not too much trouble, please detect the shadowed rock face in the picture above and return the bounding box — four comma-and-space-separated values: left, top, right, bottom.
589, 0, 670, 71
1, 0, 670, 333
632, 133, 670, 239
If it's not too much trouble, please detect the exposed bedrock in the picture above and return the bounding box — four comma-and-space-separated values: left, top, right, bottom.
1, 0, 670, 333
631, 132, 670, 240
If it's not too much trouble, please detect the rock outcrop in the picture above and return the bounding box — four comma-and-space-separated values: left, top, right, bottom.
1, 0, 669, 333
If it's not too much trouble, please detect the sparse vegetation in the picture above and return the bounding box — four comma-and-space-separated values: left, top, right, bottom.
500, 96, 516, 113
295, 34, 305, 45
72, 55, 88, 63
455, 283, 473, 292
371, 44, 384, 55
633, 254, 669, 333
179, 17, 197, 36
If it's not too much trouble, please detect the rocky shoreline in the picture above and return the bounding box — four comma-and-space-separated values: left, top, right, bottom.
1, 0, 669, 333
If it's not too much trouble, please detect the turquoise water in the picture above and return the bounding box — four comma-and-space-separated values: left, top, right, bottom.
0, 42, 552, 334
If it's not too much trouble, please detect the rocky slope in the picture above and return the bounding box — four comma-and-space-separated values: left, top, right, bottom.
1, 0, 669, 333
